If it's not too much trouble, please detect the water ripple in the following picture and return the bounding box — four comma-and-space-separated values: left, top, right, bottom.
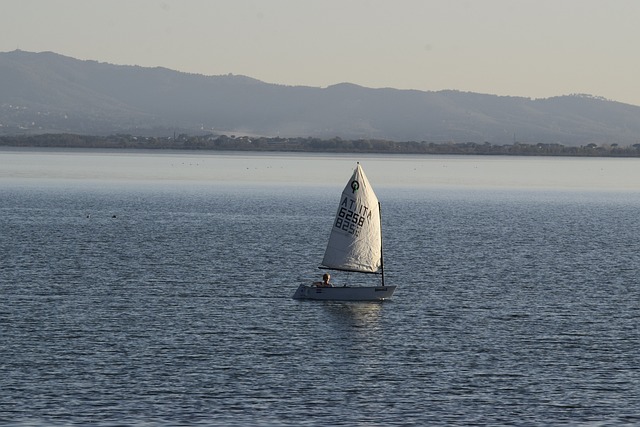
1, 184, 640, 426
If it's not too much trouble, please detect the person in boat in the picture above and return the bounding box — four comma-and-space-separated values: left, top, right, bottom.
314, 273, 332, 287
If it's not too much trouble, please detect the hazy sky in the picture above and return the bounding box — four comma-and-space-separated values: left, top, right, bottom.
2, 0, 639, 106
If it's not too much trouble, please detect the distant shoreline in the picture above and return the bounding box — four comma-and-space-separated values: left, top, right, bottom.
2, 133, 640, 158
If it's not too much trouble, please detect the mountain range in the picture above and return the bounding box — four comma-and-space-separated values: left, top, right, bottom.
1, 49, 640, 146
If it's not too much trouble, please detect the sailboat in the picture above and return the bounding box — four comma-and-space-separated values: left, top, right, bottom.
292, 163, 396, 301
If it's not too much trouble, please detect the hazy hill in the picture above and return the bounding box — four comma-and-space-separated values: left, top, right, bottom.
2, 50, 640, 146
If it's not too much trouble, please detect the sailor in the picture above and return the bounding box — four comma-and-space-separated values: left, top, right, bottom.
313, 273, 332, 287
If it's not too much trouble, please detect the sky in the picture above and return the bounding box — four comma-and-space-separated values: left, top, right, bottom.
2, 0, 640, 106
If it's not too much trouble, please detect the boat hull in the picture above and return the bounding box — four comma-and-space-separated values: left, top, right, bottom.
292, 284, 396, 301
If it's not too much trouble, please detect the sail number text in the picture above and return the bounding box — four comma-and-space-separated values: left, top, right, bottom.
334, 197, 373, 236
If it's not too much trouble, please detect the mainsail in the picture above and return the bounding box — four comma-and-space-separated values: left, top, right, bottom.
321, 164, 382, 273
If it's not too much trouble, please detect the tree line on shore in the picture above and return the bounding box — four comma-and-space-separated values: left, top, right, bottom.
2, 133, 640, 157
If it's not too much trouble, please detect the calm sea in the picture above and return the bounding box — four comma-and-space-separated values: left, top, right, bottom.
1, 150, 639, 426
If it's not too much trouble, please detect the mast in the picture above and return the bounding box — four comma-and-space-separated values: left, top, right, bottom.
379, 201, 385, 287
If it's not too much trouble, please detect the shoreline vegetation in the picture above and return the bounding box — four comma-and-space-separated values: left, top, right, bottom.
2, 133, 640, 157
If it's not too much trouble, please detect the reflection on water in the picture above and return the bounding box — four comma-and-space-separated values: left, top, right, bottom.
324, 301, 383, 329
3, 148, 640, 190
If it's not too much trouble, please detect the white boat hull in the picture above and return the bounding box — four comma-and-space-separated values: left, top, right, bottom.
292, 284, 396, 301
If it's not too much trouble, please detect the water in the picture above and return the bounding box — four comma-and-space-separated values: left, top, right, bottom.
1, 150, 640, 425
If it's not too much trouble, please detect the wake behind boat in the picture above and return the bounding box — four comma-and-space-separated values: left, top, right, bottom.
292, 163, 396, 301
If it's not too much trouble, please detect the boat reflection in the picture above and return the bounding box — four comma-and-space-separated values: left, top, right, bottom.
323, 301, 384, 335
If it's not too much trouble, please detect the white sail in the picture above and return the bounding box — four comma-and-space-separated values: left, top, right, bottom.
321, 164, 382, 273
